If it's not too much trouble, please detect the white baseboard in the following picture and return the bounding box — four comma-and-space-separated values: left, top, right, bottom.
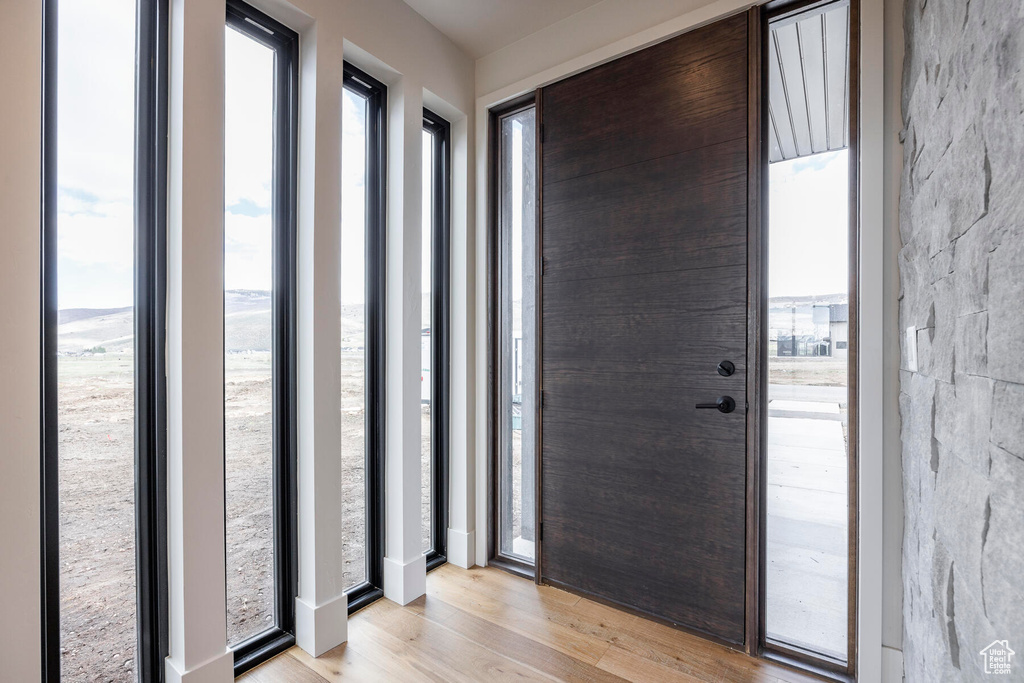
165, 650, 234, 683
882, 645, 904, 683
447, 528, 476, 569
384, 554, 427, 605
295, 591, 348, 657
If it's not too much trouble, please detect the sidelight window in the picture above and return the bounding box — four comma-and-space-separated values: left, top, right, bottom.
223, 1, 299, 671
341, 63, 387, 611
492, 98, 538, 570
421, 109, 451, 566
763, 0, 855, 671
41, 0, 167, 679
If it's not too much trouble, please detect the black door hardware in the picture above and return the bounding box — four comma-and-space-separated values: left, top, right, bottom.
696, 396, 736, 413
717, 360, 735, 377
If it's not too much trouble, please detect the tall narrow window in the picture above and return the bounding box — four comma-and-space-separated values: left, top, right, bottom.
341, 63, 387, 611
421, 109, 451, 567
492, 98, 537, 571
763, 0, 855, 672
223, 1, 298, 671
41, 0, 168, 680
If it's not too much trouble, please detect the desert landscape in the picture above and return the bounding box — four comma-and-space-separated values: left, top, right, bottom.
56, 292, 436, 680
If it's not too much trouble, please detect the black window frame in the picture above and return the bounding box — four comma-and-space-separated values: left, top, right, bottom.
758, 0, 860, 678
422, 108, 451, 571
40, 0, 171, 680
223, 0, 300, 675
488, 93, 539, 579
341, 62, 388, 615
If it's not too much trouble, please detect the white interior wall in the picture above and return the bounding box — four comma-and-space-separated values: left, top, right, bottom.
0, 0, 474, 679
166, 0, 233, 679
0, 2, 43, 681
471, 1, 904, 680
291, 8, 349, 658
880, 0, 905, 678
858, 0, 887, 677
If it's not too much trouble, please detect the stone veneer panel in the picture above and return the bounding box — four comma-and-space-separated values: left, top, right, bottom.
900, 1, 1024, 680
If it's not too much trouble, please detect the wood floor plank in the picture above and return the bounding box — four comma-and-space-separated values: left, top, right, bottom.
238, 651, 329, 683
571, 595, 815, 683
438, 565, 588, 620
426, 566, 613, 665
435, 563, 582, 608
414, 587, 626, 683
286, 641, 396, 682
244, 566, 830, 683
358, 595, 560, 682
443, 568, 751, 682
596, 645, 707, 683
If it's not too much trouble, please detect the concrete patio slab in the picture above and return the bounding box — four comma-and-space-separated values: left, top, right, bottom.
765, 405, 849, 662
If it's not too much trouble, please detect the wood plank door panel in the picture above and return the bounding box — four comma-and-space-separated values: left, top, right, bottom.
539, 11, 750, 645
541, 15, 748, 186
543, 139, 749, 284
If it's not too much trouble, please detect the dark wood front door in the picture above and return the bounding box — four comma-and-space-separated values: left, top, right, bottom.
539, 11, 752, 644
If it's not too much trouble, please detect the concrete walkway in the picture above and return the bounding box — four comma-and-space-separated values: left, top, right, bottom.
764, 386, 849, 661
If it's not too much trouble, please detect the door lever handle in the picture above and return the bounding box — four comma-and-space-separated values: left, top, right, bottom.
696, 396, 736, 413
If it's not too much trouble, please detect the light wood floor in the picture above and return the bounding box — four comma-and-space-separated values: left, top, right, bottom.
240, 564, 822, 682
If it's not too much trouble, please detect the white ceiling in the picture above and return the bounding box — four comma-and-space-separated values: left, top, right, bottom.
401, 0, 606, 59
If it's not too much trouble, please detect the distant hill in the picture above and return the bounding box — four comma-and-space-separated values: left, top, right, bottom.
58, 307, 134, 354
768, 292, 847, 306
59, 307, 132, 325
59, 290, 368, 354
224, 290, 272, 352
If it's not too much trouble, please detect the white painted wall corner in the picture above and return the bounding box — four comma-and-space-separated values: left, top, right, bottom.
295, 592, 348, 657
882, 645, 905, 683
384, 554, 428, 605
164, 650, 233, 683
447, 528, 477, 569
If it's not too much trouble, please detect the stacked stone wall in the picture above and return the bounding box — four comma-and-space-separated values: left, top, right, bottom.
900, 1, 1024, 680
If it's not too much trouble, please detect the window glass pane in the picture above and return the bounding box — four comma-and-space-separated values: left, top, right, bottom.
421, 129, 434, 554
341, 87, 368, 591
765, 0, 851, 663
499, 108, 536, 562
765, 115, 850, 665
56, 0, 138, 679
224, 25, 276, 646
764, 149, 850, 661
764, 0, 851, 662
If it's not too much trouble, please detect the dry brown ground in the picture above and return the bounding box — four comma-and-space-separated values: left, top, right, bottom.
57, 355, 137, 682
768, 356, 849, 387
57, 351, 436, 680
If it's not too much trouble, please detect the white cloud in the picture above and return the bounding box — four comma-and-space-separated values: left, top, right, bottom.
56, 0, 136, 309
56, 0, 136, 205
57, 200, 133, 268
225, 213, 272, 291
225, 28, 274, 210
341, 89, 367, 305
768, 150, 850, 299
422, 130, 433, 295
